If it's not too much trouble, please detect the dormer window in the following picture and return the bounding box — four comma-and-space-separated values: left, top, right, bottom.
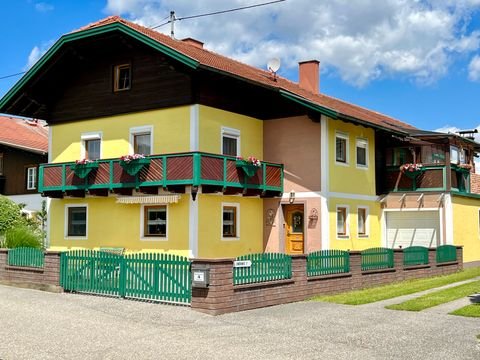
114, 64, 131, 91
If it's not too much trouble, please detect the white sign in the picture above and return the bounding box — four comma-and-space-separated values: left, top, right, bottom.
193, 271, 205, 282
234, 260, 252, 268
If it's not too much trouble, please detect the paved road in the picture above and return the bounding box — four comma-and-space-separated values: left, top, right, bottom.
0, 285, 479, 360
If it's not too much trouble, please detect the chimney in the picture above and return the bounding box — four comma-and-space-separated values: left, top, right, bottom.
181, 38, 204, 49
298, 60, 320, 93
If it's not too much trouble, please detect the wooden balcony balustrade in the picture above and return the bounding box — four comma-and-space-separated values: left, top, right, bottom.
383, 164, 471, 193
39, 152, 283, 198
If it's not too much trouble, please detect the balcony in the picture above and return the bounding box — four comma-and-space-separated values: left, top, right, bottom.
38, 152, 283, 198
383, 164, 471, 193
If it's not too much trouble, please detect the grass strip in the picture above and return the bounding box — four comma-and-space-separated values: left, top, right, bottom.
312, 267, 480, 305
386, 281, 480, 311
450, 304, 480, 318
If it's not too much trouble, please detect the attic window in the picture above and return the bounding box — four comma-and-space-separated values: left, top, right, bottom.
114, 64, 131, 91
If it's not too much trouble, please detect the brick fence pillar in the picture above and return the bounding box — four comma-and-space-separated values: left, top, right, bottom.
190, 258, 234, 315
349, 251, 362, 290
393, 249, 404, 281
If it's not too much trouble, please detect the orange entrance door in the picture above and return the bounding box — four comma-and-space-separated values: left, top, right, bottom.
285, 205, 304, 254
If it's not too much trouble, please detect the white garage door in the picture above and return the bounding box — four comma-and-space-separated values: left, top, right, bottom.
386, 211, 440, 248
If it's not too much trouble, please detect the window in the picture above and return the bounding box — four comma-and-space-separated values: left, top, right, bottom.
130, 126, 153, 155
66, 206, 87, 237
358, 207, 368, 236
222, 204, 239, 238
0, 153, 3, 175
81, 132, 102, 160
144, 206, 167, 237
26, 167, 37, 190
336, 206, 348, 237
450, 145, 459, 164
335, 133, 348, 164
221, 127, 240, 157
114, 64, 131, 91
356, 139, 368, 168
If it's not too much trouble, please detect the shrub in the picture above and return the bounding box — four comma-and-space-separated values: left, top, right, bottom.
2, 226, 42, 249
0, 196, 26, 235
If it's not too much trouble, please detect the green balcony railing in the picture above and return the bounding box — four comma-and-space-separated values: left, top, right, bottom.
39, 152, 283, 197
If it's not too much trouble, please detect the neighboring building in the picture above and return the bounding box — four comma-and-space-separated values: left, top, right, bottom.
0, 116, 48, 216
0, 16, 479, 264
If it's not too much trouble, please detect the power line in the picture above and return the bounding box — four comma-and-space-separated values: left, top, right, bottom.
0, 71, 25, 80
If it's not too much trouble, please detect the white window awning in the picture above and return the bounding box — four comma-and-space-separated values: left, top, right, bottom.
116, 194, 181, 204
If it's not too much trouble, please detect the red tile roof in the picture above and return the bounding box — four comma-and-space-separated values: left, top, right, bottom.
0, 116, 48, 154
76, 16, 416, 132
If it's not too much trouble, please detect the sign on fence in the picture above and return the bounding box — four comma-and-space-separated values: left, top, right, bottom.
234, 260, 252, 268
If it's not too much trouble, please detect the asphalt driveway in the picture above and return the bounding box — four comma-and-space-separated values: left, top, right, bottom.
0, 285, 479, 359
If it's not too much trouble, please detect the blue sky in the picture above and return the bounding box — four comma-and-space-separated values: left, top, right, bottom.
1, 0, 480, 133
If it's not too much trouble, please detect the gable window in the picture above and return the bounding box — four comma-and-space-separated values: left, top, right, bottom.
144, 205, 167, 237
81, 132, 102, 160
221, 127, 240, 157
356, 139, 368, 168
336, 206, 348, 237
335, 133, 348, 164
26, 167, 37, 190
66, 205, 87, 238
114, 64, 131, 92
0, 153, 3, 176
130, 126, 153, 155
358, 207, 368, 237
222, 203, 239, 239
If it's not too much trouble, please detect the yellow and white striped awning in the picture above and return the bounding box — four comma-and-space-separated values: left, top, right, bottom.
116, 194, 181, 204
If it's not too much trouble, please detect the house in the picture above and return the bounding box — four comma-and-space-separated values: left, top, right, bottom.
0, 115, 48, 216
0, 16, 479, 264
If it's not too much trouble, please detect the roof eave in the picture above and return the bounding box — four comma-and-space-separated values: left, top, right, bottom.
0, 140, 47, 155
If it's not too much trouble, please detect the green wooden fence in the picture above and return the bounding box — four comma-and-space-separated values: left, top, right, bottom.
60, 250, 191, 304
436, 245, 457, 263
403, 246, 429, 266
233, 253, 292, 285
8, 247, 44, 268
307, 250, 350, 276
361, 247, 394, 271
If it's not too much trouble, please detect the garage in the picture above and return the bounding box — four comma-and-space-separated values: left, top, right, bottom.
385, 210, 440, 248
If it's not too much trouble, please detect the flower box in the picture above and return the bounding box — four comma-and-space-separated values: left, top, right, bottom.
70, 162, 99, 179
120, 157, 151, 176
400, 163, 424, 179
235, 160, 260, 177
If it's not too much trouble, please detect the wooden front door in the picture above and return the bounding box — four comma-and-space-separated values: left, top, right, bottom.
285, 205, 304, 254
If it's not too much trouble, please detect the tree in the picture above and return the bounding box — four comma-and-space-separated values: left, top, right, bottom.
0, 195, 26, 235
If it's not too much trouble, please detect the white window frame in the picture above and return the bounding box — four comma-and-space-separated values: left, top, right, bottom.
450, 145, 459, 164
336, 205, 350, 239
357, 206, 369, 238
221, 127, 241, 157
80, 131, 102, 160
26, 167, 37, 190
335, 132, 349, 166
129, 125, 153, 155
221, 202, 240, 241
356, 138, 368, 169
140, 204, 168, 241
64, 204, 88, 240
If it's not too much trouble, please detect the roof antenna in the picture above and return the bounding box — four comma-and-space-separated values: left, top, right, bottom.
267, 58, 280, 81
170, 11, 176, 38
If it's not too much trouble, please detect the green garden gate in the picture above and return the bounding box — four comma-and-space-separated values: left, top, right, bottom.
60, 250, 191, 304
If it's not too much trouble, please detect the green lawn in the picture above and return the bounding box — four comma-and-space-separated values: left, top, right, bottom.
386, 280, 480, 311
312, 267, 480, 305
450, 304, 480, 318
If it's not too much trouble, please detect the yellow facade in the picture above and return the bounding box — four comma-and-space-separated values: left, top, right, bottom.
49, 196, 191, 256
328, 118, 376, 195
198, 106, 263, 159
328, 198, 381, 250
198, 194, 263, 258
51, 106, 191, 162
452, 195, 480, 263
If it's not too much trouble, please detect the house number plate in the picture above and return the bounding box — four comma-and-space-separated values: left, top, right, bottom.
234, 260, 252, 268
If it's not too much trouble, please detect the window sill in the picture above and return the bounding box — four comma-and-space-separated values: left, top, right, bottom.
335, 161, 350, 167
358, 235, 369, 239
222, 236, 240, 242
141, 237, 168, 242
64, 236, 88, 240
355, 165, 369, 170
336, 235, 350, 240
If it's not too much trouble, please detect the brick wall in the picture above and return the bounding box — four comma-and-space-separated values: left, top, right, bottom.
471, 173, 480, 194
191, 247, 463, 315
0, 249, 62, 291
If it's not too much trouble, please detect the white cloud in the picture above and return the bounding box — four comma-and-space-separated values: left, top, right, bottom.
468, 55, 480, 81
24, 40, 55, 70
35, 2, 54, 13
103, 0, 480, 87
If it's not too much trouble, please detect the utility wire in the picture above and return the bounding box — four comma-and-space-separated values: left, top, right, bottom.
0, 71, 26, 80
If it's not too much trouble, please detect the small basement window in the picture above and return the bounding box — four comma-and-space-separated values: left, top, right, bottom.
114, 64, 131, 91
222, 204, 239, 238
144, 205, 167, 237
66, 206, 87, 238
